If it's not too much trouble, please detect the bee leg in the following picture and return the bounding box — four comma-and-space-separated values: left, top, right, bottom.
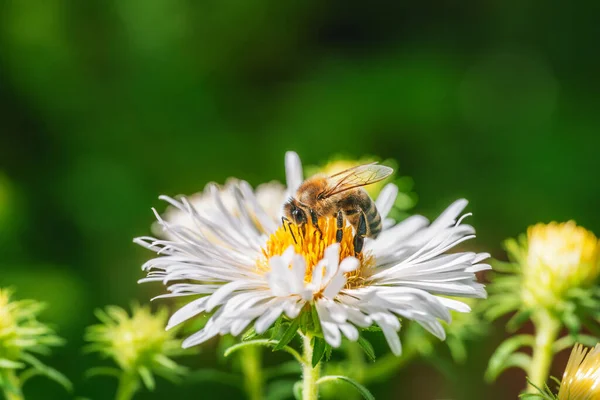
353, 211, 367, 255
309, 209, 322, 237
336, 210, 344, 243
282, 216, 298, 244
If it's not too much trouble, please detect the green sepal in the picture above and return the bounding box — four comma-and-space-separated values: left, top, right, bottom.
242, 327, 258, 341
312, 337, 327, 367
274, 318, 301, 351
324, 343, 333, 362
270, 318, 285, 341
362, 325, 382, 332
311, 307, 322, 335
357, 336, 376, 362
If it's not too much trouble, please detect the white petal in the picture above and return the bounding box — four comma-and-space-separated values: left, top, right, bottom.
339, 257, 360, 273
255, 303, 285, 334
166, 296, 209, 330
320, 244, 341, 284
205, 281, 255, 312
285, 151, 303, 196
339, 323, 359, 341
316, 301, 342, 348
375, 183, 399, 220
372, 314, 402, 356
322, 272, 347, 299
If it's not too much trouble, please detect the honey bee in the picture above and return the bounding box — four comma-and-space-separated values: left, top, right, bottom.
283, 162, 393, 254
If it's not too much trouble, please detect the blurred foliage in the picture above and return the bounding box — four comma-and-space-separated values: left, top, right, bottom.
85, 305, 190, 398
0, 288, 71, 397
1, 0, 599, 399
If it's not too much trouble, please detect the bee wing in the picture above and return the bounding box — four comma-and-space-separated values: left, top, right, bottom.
321, 163, 394, 198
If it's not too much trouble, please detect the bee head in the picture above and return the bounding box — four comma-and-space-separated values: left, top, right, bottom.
284, 199, 307, 225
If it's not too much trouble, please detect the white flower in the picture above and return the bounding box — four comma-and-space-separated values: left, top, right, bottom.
154, 179, 287, 239
135, 152, 490, 355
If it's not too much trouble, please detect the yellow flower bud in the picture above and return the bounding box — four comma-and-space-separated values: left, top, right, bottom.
558, 343, 600, 399
86, 304, 187, 385
522, 222, 600, 309
0, 288, 68, 390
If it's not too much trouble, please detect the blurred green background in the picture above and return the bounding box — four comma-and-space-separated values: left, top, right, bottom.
1, 0, 599, 399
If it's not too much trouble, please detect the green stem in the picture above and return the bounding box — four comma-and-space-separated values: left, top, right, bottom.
240, 346, 264, 400
526, 310, 561, 393
1, 369, 23, 400
302, 333, 320, 400
115, 372, 139, 400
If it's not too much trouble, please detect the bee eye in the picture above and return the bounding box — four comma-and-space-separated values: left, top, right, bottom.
291, 208, 305, 223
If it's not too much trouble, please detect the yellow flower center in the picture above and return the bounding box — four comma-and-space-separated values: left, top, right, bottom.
522, 221, 600, 308
258, 216, 373, 289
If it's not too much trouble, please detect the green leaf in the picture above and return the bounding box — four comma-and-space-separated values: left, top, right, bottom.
0, 359, 25, 369
562, 310, 581, 335
311, 337, 327, 368
293, 380, 303, 400
138, 366, 155, 390
19, 354, 72, 392
486, 335, 534, 382
483, 297, 522, 322
446, 336, 467, 364
0, 370, 20, 394
357, 336, 376, 362
317, 375, 375, 400
84, 367, 121, 379
274, 318, 301, 351
507, 309, 533, 332
486, 352, 531, 383
490, 260, 519, 273
553, 334, 598, 353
